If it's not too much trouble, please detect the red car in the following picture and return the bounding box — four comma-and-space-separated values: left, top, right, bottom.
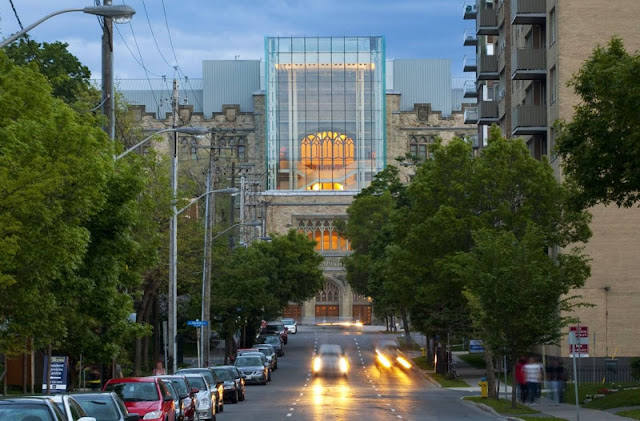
104, 377, 176, 421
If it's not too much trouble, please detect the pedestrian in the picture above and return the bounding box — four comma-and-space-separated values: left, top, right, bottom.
549, 360, 560, 404
152, 360, 165, 376
515, 356, 527, 403
524, 357, 543, 405
556, 360, 567, 403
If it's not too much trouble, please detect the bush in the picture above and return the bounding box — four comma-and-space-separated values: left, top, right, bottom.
631, 358, 640, 381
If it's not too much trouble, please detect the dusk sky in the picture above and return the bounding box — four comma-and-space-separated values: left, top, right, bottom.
0, 1, 471, 81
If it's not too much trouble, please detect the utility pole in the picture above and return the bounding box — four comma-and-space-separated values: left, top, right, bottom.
229, 162, 236, 249
201, 149, 215, 367
101, 0, 114, 140
168, 78, 179, 373
239, 176, 245, 245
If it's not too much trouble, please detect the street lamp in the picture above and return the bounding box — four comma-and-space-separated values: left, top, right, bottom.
211, 221, 262, 242
176, 188, 239, 216
0, 5, 136, 48
115, 127, 210, 161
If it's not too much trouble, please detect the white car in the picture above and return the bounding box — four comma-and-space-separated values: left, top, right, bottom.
182, 374, 216, 421
281, 318, 297, 334
30, 395, 96, 421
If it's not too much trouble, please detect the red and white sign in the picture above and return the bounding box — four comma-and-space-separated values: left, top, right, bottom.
569, 326, 589, 338
569, 325, 589, 357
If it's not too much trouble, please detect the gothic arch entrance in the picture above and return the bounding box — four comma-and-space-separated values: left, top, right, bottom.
315, 280, 340, 320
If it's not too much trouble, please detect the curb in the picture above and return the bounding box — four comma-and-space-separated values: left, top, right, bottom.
422, 371, 442, 388
460, 398, 525, 421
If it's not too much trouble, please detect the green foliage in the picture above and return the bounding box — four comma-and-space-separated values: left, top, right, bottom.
632, 358, 640, 381
555, 37, 640, 208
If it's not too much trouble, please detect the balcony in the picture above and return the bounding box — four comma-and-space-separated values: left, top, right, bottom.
512, 48, 546, 80
512, 105, 547, 135
464, 107, 479, 124
464, 28, 478, 46
464, 80, 478, 98
478, 100, 499, 124
463, 55, 477, 73
477, 5, 499, 35
463, 1, 478, 19
478, 54, 499, 80
511, 0, 546, 25
466, 133, 480, 149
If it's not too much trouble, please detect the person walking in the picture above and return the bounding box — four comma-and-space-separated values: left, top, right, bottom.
524, 357, 543, 405
516, 356, 528, 403
152, 361, 166, 375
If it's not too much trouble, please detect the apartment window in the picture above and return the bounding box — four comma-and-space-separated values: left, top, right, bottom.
550, 9, 557, 45
409, 136, 431, 160
550, 66, 557, 104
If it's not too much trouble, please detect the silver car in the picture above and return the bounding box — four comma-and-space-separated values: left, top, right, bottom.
182, 374, 216, 421
252, 344, 278, 370
313, 344, 349, 378
234, 355, 269, 385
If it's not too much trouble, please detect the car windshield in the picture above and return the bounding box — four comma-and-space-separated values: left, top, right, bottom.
166, 378, 188, 395
184, 376, 206, 390
105, 382, 159, 402
254, 348, 273, 356
263, 336, 280, 345
212, 368, 233, 381
177, 370, 215, 387
0, 405, 54, 421
267, 323, 284, 331
73, 397, 119, 421
282, 319, 294, 324
235, 356, 263, 366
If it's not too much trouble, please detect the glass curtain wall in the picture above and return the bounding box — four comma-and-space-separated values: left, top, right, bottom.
266, 36, 385, 191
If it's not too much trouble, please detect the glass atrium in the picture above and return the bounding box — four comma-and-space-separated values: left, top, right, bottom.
265, 37, 385, 191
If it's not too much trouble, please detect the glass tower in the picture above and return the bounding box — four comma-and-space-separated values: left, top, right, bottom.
265, 37, 385, 191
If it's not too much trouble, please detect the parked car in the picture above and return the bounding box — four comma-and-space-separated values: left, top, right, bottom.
216, 365, 246, 402
256, 333, 284, 357
264, 321, 288, 344
175, 368, 223, 414
313, 344, 349, 377
234, 354, 269, 385
103, 377, 176, 421
155, 375, 198, 421
72, 392, 140, 421
180, 374, 215, 421
0, 397, 69, 421
252, 344, 278, 370
210, 366, 240, 403
26, 395, 96, 421
236, 350, 271, 381
281, 318, 297, 334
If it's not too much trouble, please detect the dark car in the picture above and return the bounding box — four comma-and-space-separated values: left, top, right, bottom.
72, 392, 140, 421
256, 333, 284, 356
210, 367, 240, 403
264, 321, 288, 344
0, 398, 69, 421
217, 365, 246, 402
156, 375, 198, 421
175, 368, 224, 414
103, 377, 176, 421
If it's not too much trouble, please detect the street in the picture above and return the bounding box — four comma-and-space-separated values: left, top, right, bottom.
219, 325, 500, 421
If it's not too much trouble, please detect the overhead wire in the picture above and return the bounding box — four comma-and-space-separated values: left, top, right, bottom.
8, 0, 24, 30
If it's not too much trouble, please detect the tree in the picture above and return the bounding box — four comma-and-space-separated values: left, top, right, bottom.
555, 37, 640, 208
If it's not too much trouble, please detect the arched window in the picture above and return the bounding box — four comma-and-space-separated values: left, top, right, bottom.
300, 131, 355, 170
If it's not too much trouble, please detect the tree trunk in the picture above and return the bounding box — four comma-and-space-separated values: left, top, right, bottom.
511, 350, 518, 408
46, 344, 52, 395
484, 348, 497, 398
400, 307, 411, 348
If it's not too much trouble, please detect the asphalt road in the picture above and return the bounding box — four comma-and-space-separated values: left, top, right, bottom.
217, 325, 501, 421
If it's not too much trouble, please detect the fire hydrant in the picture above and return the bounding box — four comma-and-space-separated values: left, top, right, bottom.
478, 377, 489, 398
421, 347, 426, 357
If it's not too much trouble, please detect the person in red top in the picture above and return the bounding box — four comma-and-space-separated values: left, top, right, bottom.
515, 356, 527, 403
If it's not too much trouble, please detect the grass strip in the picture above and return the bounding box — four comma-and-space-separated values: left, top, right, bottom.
518, 417, 567, 421
457, 352, 486, 369
464, 396, 540, 415
583, 388, 640, 410
616, 409, 640, 419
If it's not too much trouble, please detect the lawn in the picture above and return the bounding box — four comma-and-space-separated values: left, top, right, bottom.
396, 335, 421, 351
616, 409, 640, 419
563, 382, 640, 406
464, 396, 540, 415
457, 352, 486, 369
412, 356, 468, 387
518, 417, 567, 421
583, 388, 640, 410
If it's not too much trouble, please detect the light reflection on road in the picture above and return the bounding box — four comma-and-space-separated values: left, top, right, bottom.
311, 376, 353, 417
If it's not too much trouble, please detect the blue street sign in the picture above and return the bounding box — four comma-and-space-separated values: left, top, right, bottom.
187, 320, 208, 327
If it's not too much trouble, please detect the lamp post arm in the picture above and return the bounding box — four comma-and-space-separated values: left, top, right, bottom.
0, 9, 83, 48
115, 128, 174, 160
211, 222, 260, 242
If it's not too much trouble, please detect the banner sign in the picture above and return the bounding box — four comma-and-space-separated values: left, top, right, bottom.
43, 356, 69, 392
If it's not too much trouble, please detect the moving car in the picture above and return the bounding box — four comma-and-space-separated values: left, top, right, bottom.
26, 395, 96, 421
174, 368, 224, 414
252, 344, 278, 370
234, 354, 269, 385
281, 318, 297, 334
375, 340, 413, 370
155, 375, 198, 421
0, 398, 70, 421
211, 366, 240, 403
180, 374, 215, 421
256, 333, 284, 357
72, 392, 140, 421
264, 321, 288, 344
313, 344, 349, 377
103, 377, 176, 421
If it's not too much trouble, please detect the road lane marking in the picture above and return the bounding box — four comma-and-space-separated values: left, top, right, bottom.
287, 414, 292, 417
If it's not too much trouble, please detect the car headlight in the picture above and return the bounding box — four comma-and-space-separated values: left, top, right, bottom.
143, 411, 163, 419
397, 356, 412, 369
252, 370, 263, 375
376, 351, 392, 368
197, 398, 210, 410
313, 357, 322, 372
339, 357, 349, 373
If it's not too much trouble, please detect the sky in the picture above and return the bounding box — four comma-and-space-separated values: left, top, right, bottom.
0, 0, 472, 82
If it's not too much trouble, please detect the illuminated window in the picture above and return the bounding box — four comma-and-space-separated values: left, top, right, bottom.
297, 218, 350, 252
301, 131, 354, 170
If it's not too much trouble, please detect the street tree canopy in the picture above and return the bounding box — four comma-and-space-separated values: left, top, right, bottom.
555, 37, 640, 208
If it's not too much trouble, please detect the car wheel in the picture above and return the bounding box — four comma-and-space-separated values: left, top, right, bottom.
268, 370, 272, 381
219, 400, 224, 413
240, 389, 246, 401
231, 389, 239, 404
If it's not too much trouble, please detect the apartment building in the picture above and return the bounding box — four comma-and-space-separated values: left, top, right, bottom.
463, 0, 640, 359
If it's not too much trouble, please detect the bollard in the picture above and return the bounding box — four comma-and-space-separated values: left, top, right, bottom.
478, 377, 489, 398
421, 347, 426, 357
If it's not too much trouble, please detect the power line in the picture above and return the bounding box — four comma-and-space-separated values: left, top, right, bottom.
8, 0, 23, 30
140, 0, 174, 69
160, 0, 181, 70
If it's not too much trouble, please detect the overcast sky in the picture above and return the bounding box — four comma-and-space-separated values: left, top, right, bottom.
0, 0, 471, 81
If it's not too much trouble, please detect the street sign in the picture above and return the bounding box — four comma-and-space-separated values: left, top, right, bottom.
42, 356, 68, 392
569, 326, 589, 357
187, 320, 208, 327
469, 339, 485, 353
569, 325, 588, 338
